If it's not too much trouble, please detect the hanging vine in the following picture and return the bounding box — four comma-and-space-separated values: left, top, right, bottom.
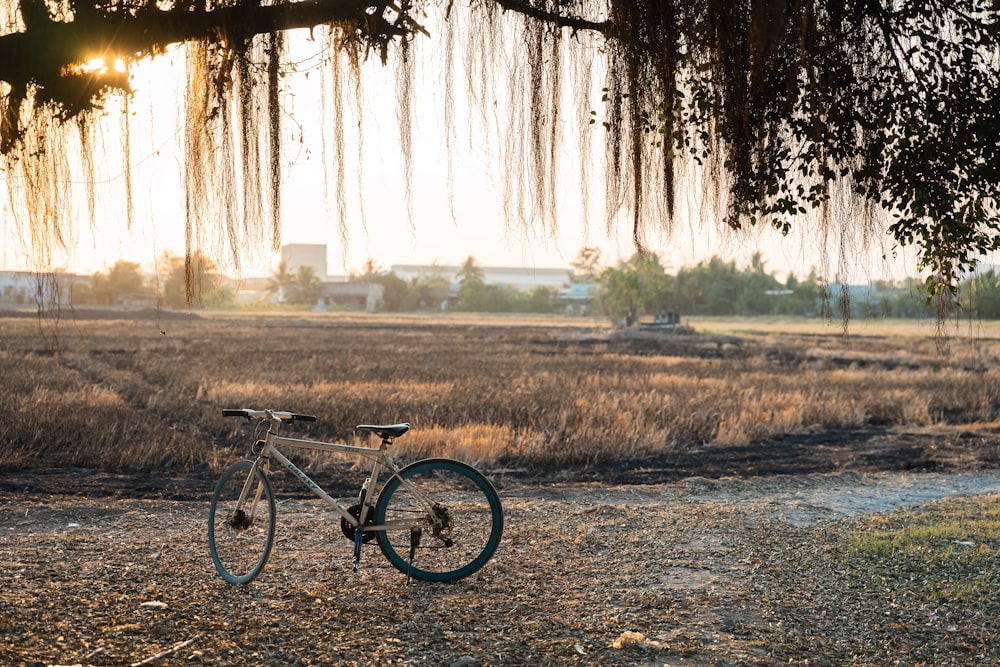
0, 0, 996, 297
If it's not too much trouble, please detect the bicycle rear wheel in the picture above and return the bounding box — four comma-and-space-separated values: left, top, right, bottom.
208, 460, 276, 584
375, 458, 503, 582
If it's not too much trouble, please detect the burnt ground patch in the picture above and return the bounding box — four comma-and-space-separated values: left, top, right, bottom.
531, 426, 1000, 486
5, 425, 999, 500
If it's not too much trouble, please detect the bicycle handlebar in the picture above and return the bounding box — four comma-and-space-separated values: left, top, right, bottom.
222, 408, 317, 423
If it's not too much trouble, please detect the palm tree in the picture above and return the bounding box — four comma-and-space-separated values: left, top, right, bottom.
287, 265, 323, 305
351, 258, 383, 283
266, 262, 294, 302
456, 256, 484, 285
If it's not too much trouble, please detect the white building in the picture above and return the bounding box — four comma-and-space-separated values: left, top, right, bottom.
391, 264, 570, 292
0, 270, 74, 308
319, 282, 385, 312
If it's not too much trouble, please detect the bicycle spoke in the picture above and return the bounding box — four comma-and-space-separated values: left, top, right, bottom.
375, 459, 503, 582
208, 460, 276, 584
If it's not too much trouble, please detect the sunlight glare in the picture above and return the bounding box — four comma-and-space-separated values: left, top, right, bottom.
62, 56, 108, 76
81, 56, 107, 73
59, 55, 128, 78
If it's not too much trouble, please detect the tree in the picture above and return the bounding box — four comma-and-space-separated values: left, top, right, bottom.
285, 265, 323, 305
733, 252, 783, 315
2, 1, 997, 301
596, 252, 672, 325
569, 247, 602, 284
346, 259, 411, 311
350, 258, 383, 283
374, 271, 408, 312
410, 264, 451, 311
780, 270, 823, 317
90, 260, 144, 305
161, 252, 233, 308
597, 265, 642, 326
456, 256, 485, 285
265, 262, 294, 302
524, 286, 557, 314
960, 270, 1000, 320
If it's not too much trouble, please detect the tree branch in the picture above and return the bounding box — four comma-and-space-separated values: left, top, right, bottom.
0, 0, 420, 91
492, 0, 608, 35
0, 0, 430, 152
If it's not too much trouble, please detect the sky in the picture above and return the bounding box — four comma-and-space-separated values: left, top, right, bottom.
0, 17, 924, 284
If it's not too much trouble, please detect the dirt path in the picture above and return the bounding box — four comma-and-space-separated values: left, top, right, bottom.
2, 469, 999, 666
660, 469, 1000, 525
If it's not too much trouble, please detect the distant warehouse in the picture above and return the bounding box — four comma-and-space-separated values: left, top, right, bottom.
390, 265, 569, 292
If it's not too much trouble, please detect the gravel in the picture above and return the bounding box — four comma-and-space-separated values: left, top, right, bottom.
2, 470, 998, 666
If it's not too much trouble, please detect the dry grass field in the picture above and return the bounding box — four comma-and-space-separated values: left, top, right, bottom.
3, 311, 1000, 666
2, 310, 1000, 480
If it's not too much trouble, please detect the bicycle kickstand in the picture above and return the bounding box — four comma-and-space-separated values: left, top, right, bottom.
353, 526, 364, 572
406, 528, 422, 585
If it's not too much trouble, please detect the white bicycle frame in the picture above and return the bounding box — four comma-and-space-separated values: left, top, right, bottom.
241, 413, 437, 535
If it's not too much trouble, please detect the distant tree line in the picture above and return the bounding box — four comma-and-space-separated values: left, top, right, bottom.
958, 270, 1000, 320
71, 253, 235, 308
352, 257, 562, 314
362, 250, 942, 321
588, 249, 943, 323
68, 248, 1000, 320
591, 250, 825, 323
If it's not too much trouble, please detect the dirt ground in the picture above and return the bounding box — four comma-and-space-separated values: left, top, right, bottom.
3, 430, 1000, 667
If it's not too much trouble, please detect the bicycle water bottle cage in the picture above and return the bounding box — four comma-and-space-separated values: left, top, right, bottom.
355, 423, 411, 440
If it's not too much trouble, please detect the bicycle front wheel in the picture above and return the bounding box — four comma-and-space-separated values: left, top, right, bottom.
208, 460, 276, 584
375, 458, 503, 582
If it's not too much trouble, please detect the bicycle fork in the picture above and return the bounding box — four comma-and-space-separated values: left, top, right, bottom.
236, 458, 269, 526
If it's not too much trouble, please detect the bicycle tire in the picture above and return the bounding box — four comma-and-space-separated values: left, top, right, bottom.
375, 458, 503, 582
208, 460, 276, 584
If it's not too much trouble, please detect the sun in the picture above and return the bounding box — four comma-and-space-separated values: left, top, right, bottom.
63, 55, 128, 77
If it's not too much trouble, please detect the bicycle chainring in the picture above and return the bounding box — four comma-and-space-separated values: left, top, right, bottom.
340, 504, 377, 543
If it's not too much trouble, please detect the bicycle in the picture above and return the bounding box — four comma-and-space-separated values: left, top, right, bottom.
208, 408, 504, 585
